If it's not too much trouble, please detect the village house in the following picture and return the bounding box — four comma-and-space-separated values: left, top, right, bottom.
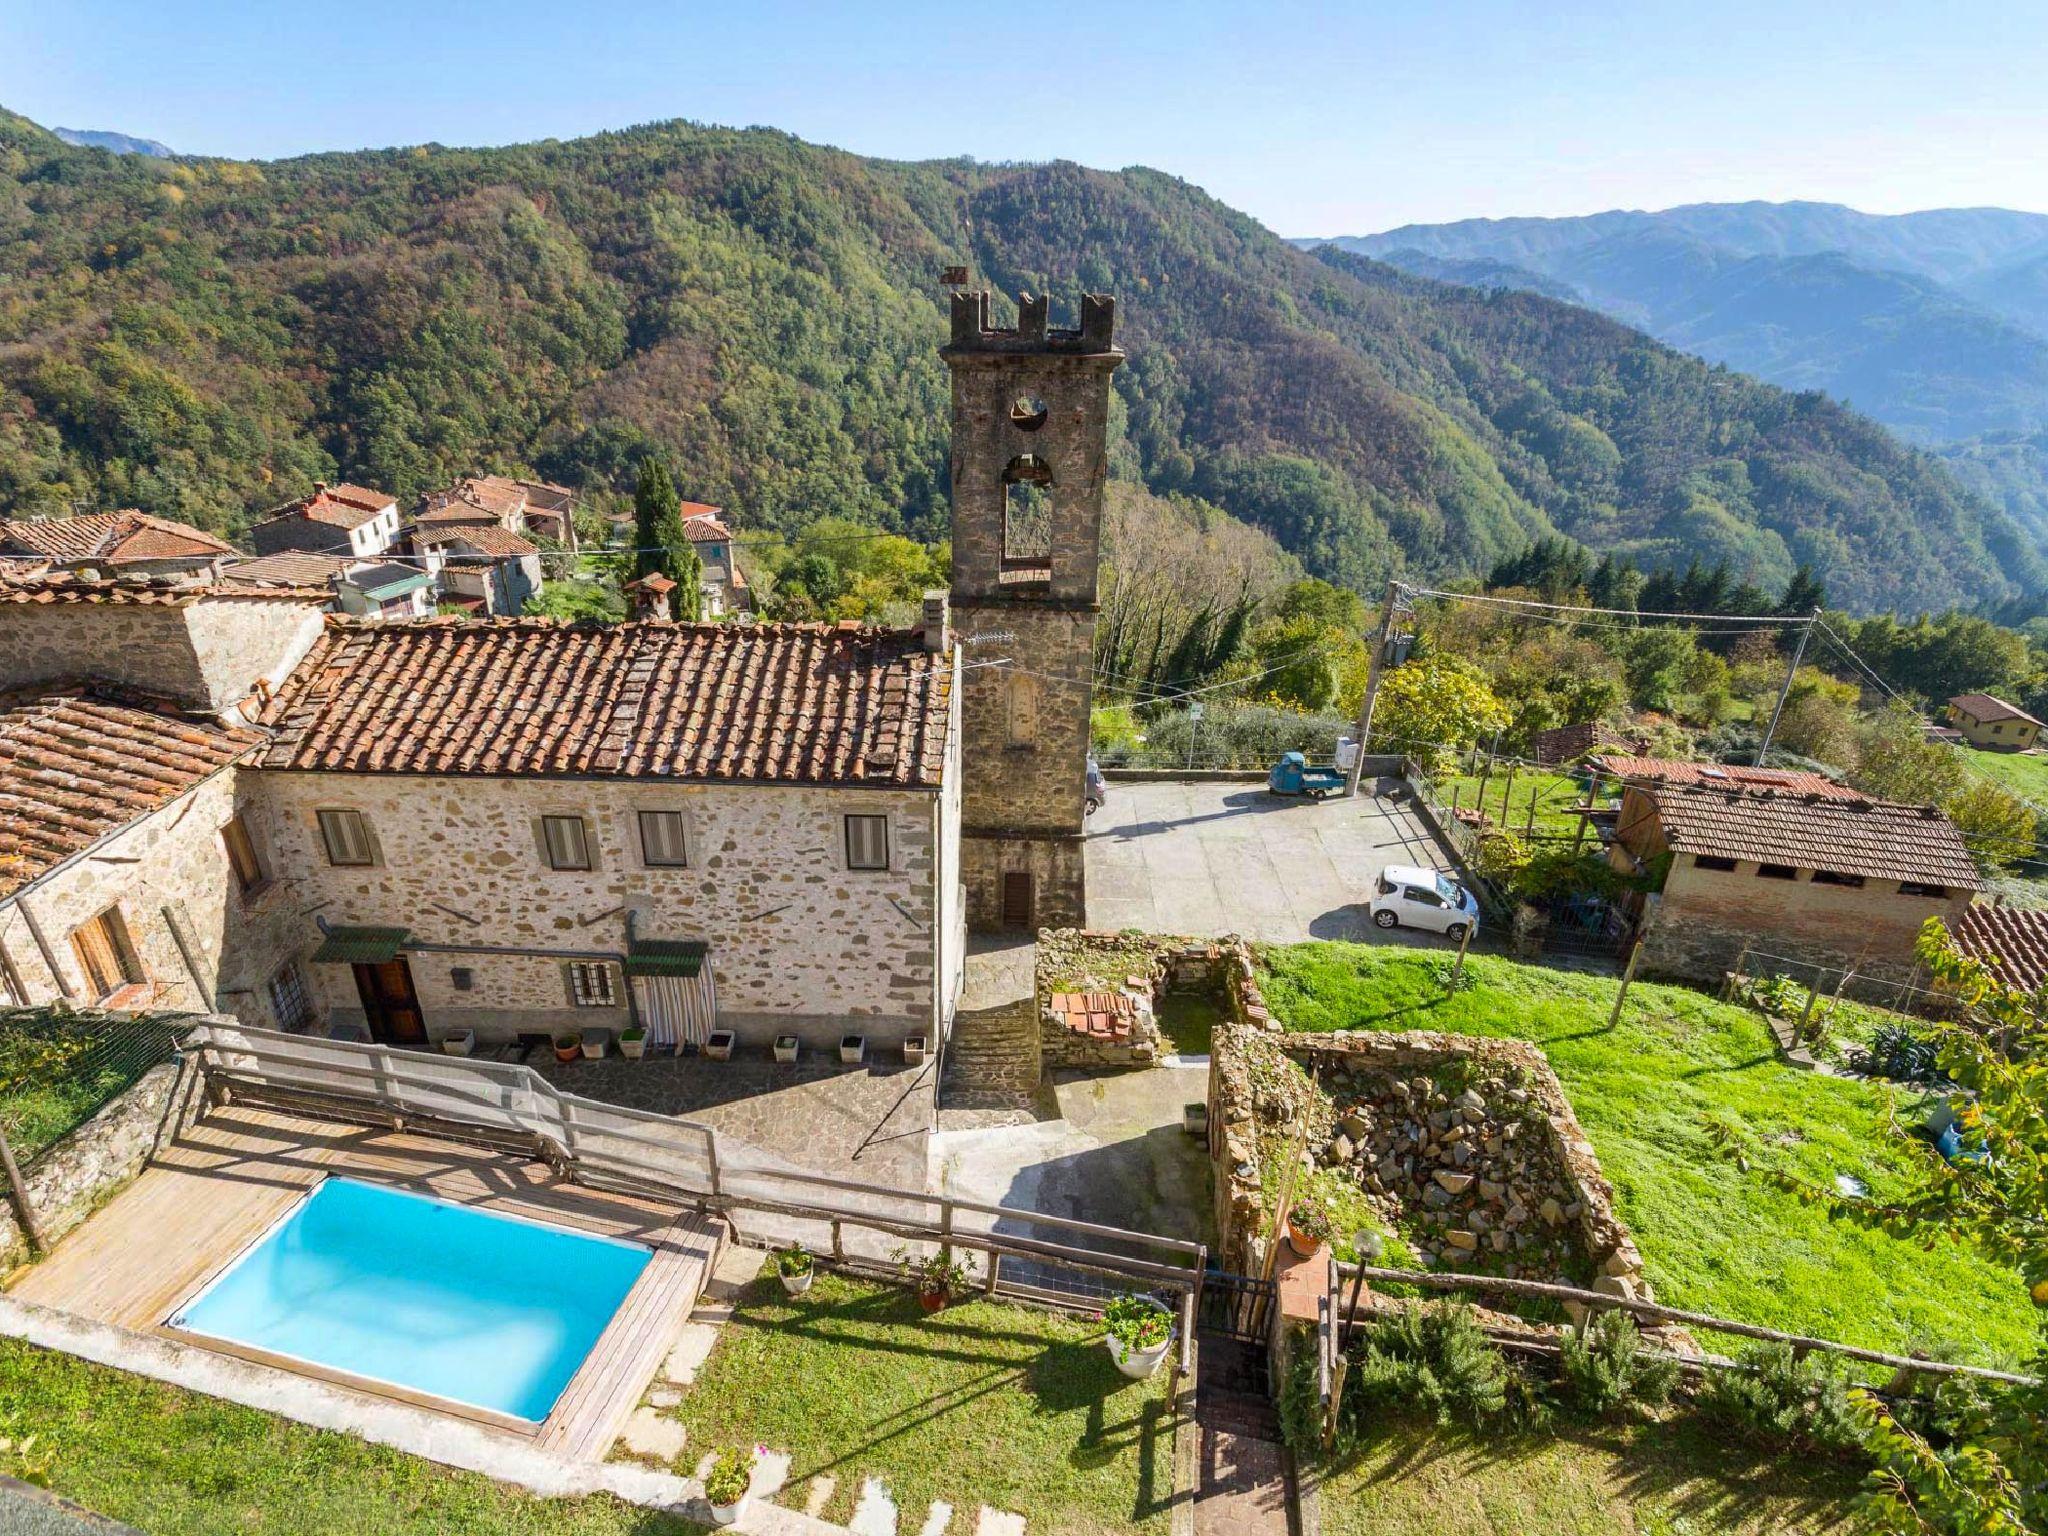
248, 483, 402, 560
414, 475, 577, 547
1945, 692, 2043, 751
0, 510, 239, 580
1609, 780, 1978, 983
681, 504, 750, 616
406, 522, 542, 614
219, 552, 438, 619
0, 570, 963, 1058
0, 578, 330, 1022
1587, 753, 1861, 798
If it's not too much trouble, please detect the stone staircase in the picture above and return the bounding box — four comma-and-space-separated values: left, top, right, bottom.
939, 997, 1043, 1111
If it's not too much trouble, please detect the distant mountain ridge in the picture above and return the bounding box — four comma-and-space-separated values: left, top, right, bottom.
0, 108, 2036, 611
1307, 201, 2048, 444
51, 127, 173, 158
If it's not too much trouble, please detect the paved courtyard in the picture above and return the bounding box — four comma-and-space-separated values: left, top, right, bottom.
1085, 775, 1465, 942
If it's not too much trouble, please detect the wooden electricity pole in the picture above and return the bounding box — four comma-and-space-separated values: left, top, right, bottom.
1344, 579, 1403, 798
1756, 610, 1820, 767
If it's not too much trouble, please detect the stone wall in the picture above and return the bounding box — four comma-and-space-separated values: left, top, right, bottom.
0, 768, 306, 1032
252, 770, 957, 1049
0, 1057, 193, 1267
1205, 964, 1648, 1303
0, 592, 324, 718
1035, 929, 1237, 1069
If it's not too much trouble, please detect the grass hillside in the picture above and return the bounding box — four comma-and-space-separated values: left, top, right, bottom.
1255, 942, 2038, 1367
0, 109, 2034, 610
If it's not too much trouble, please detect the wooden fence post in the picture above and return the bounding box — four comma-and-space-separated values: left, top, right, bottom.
1450, 924, 1472, 992
1608, 940, 1644, 1030
0, 1124, 44, 1257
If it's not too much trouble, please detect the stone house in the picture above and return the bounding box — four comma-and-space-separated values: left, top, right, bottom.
1610, 781, 1978, 983
680, 506, 750, 616
0, 510, 239, 580
416, 475, 577, 548
221, 553, 437, 619
250, 613, 963, 1052
1945, 692, 2043, 751
407, 523, 543, 614
0, 573, 966, 1056
248, 483, 402, 559
0, 579, 331, 1026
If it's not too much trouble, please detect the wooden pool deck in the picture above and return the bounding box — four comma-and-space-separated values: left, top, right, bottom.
9, 1101, 723, 1460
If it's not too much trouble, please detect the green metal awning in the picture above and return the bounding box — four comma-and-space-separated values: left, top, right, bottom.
360, 570, 435, 601
310, 925, 413, 964
624, 938, 708, 978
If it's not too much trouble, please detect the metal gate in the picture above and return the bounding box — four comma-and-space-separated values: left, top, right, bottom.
1197, 1269, 1275, 1344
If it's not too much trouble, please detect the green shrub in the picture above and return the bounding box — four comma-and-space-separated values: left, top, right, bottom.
1346, 1302, 1509, 1429
1695, 1342, 1866, 1456
1556, 1311, 1678, 1420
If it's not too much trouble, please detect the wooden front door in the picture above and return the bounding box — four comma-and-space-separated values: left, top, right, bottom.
352, 958, 425, 1045
1000, 871, 1035, 931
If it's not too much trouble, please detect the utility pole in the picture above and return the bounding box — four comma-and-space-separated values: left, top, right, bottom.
1756, 609, 1820, 767
1344, 579, 1403, 798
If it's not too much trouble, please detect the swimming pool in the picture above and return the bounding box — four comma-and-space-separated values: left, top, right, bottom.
169, 1177, 651, 1424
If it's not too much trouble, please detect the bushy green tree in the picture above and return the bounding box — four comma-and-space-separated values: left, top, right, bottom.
1371, 656, 1511, 768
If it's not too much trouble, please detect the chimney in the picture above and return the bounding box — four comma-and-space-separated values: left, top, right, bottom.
625, 573, 675, 622
920, 590, 949, 653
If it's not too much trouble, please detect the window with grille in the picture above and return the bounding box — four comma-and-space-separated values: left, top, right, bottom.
542, 815, 593, 871
222, 814, 267, 894
268, 962, 313, 1031
567, 961, 617, 1007
845, 814, 889, 871
71, 907, 143, 1002
638, 810, 689, 868
317, 809, 375, 867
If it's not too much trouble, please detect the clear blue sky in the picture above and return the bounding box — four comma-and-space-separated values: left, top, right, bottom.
3, 0, 2045, 234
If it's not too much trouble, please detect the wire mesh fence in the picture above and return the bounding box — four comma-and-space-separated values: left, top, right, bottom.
0, 1006, 191, 1169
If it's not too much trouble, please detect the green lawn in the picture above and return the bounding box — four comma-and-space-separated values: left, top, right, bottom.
1317, 1415, 1860, 1536
1436, 770, 1601, 841
0, 1339, 693, 1536
664, 1273, 1175, 1535
1155, 994, 1221, 1057
1256, 943, 2037, 1366
1954, 742, 2048, 808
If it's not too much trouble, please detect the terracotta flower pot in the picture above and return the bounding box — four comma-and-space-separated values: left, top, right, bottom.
1286, 1220, 1325, 1259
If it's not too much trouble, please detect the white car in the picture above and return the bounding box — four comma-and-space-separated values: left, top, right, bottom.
1369, 864, 1480, 941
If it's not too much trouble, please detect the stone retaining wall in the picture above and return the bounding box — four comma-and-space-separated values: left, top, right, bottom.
1034, 929, 1249, 1070
0, 1056, 195, 1267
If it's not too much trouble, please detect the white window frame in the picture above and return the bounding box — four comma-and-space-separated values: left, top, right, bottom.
636, 809, 689, 869
845, 813, 890, 872
566, 961, 618, 1008
316, 808, 375, 867
541, 814, 594, 872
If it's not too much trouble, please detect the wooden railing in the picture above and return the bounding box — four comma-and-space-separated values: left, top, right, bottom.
182, 1023, 1208, 1372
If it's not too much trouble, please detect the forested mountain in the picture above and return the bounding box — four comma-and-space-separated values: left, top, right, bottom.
0, 110, 2035, 611
1312, 202, 2048, 445
49, 128, 175, 158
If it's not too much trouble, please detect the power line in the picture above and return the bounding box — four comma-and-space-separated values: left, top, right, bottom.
1405, 584, 1809, 626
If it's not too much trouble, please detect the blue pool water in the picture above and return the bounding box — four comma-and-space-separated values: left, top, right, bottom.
171, 1177, 651, 1422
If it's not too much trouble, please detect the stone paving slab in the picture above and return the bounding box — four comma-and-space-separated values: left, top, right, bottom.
1087, 778, 1465, 944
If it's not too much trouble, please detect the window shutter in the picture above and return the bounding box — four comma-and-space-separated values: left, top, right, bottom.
846, 814, 888, 871
638, 811, 687, 867
318, 810, 372, 866
543, 816, 591, 871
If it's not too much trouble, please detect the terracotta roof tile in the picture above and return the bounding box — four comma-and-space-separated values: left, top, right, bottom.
254, 485, 395, 532
0, 573, 329, 606
412, 524, 537, 557
260, 618, 952, 787
1594, 754, 1859, 799
1951, 904, 2048, 991
1949, 693, 2043, 728
220, 553, 351, 588
0, 511, 235, 563
0, 683, 261, 897
682, 511, 732, 542
1646, 784, 1979, 889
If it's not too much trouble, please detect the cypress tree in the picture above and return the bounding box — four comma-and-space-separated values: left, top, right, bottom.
631, 458, 705, 618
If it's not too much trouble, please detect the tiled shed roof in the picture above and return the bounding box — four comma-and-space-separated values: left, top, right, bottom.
1647, 784, 1979, 889
259, 618, 952, 787
1949, 693, 2043, 728
0, 511, 236, 563
412, 524, 537, 557
0, 684, 262, 897
1594, 754, 1859, 799
219, 553, 351, 589
1950, 904, 2048, 992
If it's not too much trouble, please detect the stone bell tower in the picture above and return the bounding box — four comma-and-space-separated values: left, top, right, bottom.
944, 289, 1123, 932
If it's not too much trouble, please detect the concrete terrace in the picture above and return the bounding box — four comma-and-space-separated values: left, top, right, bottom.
1085, 776, 1464, 942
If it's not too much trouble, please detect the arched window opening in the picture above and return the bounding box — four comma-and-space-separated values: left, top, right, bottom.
1001, 454, 1053, 583
1008, 394, 1049, 432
